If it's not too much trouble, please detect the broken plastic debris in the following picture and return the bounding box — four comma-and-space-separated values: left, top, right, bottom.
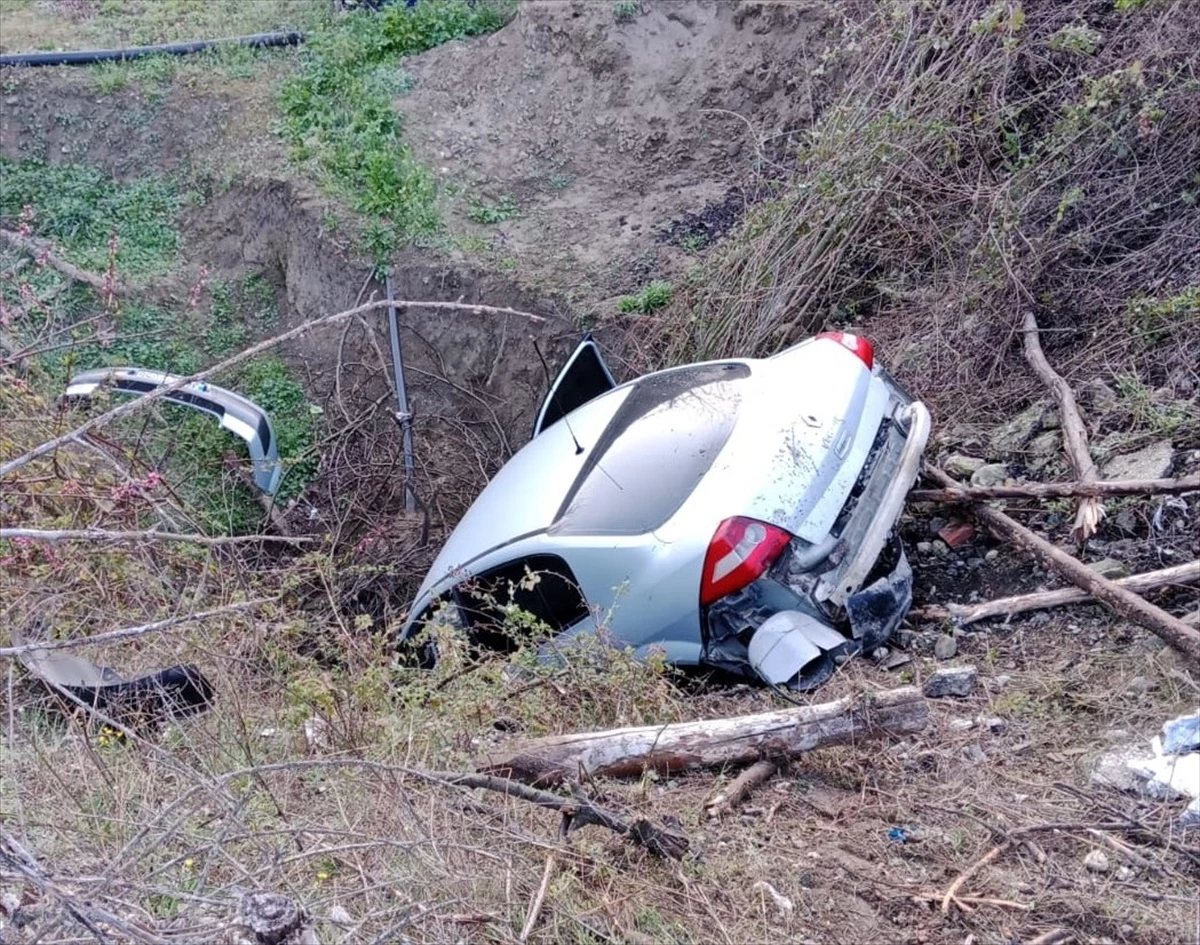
1161, 713, 1200, 755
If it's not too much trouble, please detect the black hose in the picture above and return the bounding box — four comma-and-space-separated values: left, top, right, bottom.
0, 31, 305, 69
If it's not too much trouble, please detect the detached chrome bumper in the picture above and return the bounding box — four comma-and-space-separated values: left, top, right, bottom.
815, 401, 932, 607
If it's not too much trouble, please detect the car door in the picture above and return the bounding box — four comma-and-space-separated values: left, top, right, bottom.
531, 334, 617, 438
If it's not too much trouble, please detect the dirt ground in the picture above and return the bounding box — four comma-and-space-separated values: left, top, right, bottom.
1, 2, 1198, 944
398, 0, 839, 307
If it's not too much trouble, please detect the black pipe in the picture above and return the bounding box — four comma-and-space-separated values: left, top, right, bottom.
0, 31, 304, 68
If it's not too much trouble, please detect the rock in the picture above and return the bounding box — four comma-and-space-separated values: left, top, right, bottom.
1087, 558, 1130, 579
1084, 849, 1110, 873
985, 549, 999, 562
1125, 676, 1155, 694
1027, 429, 1063, 469
978, 716, 1006, 733
893, 629, 915, 649
916, 540, 933, 555
1116, 866, 1133, 882
949, 718, 975, 732
944, 454, 986, 477
933, 635, 958, 660
970, 463, 1009, 487
928, 516, 948, 537
1102, 441, 1175, 481
938, 522, 975, 548
1082, 378, 1119, 414
1113, 508, 1139, 534
931, 540, 949, 556
963, 744, 988, 764
990, 403, 1047, 455
923, 665, 977, 698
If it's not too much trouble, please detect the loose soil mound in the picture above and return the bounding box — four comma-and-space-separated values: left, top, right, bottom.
399, 0, 838, 300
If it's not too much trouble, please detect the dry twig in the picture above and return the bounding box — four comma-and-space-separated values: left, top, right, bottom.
1021, 311, 1104, 541
909, 473, 1200, 503
942, 842, 1009, 915
0, 227, 127, 298
705, 759, 781, 818
923, 465, 1200, 664
0, 297, 548, 480
914, 561, 1199, 626
519, 854, 556, 943
0, 599, 271, 657
0, 527, 313, 547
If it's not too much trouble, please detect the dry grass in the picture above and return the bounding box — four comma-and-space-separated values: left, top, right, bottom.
651, 0, 1200, 436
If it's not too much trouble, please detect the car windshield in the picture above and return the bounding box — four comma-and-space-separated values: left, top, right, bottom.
550, 362, 750, 535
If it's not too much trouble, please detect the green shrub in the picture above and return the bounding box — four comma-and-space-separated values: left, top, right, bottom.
618, 280, 674, 315
279, 0, 514, 262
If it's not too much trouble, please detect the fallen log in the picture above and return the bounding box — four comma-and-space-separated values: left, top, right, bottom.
480, 686, 928, 786
908, 474, 1200, 504
923, 465, 1200, 664
1022, 311, 1103, 542
914, 561, 1200, 627
0, 227, 126, 298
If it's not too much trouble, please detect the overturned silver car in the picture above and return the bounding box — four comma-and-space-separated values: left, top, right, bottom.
400, 332, 931, 691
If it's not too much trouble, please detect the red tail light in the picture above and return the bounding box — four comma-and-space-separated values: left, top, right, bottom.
816, 331, 874, 370
700, 516, 792, 606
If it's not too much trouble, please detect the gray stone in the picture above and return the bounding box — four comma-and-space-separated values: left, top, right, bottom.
934, 635, 958, 660
963, 744, 988, 764
978, 716, 1006, 733
1125, 675, 1155, 694
945, 454, 986, 477
990, 402, 1048, 455
970, 463, 1009, 487
1083, 378, 1119, 414
928, 516, 948, 537
985, 549, 1000, 562
1084, 849, 1110, 873
1027, 429, 1063, 462
1102, 441, 1175, 480
1087, 558, 1130, 579
916, 541, 933, 555
923, 665, 977, 698
1113, 508, 1139, 534
932, 540, 949, 556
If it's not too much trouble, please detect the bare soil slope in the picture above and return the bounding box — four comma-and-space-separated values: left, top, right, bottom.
400, 0, 838, 299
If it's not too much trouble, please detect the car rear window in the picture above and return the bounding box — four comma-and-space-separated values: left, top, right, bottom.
550, 362, 750, 535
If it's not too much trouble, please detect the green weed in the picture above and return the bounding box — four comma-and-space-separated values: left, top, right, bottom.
0, 158, 181, 277
613, 0, 641, 22
279, 0, 514, 259
466, 194, 519, 224
617, 280, 674, 315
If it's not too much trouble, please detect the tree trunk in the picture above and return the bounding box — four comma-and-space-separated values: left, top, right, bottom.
480, 686, 928, 785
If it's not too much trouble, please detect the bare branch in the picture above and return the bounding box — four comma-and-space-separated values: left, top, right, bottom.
0, 599, 272, 657
923, 465, 1200, 663
909, 474, 1200, 503
0, 527, 314, 547
1022, 311, 1104, 542
0, 298, 548, 480
913, 561, 1200, 626
0, 227, 127, 298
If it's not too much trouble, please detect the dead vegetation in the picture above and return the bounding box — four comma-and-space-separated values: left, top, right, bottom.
2, 1, 1200, 944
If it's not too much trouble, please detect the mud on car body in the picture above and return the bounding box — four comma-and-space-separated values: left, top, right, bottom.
399, 332, 931, 691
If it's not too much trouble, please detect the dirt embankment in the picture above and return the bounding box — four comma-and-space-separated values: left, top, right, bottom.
399, 0, 839, 304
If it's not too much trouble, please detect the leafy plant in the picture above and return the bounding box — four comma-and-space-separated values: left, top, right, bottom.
618, 280, 674, 315
466, 194, 519, 224
279, 0, 514, 256
613, 0, 641, 22
0, 158, 181, 276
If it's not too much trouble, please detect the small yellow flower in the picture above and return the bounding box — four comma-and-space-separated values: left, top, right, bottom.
316, 871, 330, 883
183, 859, 195, 871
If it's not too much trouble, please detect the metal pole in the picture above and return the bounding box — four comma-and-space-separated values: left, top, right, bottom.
384, 273, 416, 512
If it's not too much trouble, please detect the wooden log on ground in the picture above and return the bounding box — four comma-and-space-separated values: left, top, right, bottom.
908, 474, 1200, 504
0, 227, 126, 298
480, 686, 928, 786
1022, 311, 1104, 542
914, 561, 1200, 626
923, 465, 1200, 664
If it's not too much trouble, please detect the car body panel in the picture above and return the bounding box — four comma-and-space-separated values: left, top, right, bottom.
63, 367, 284, 496
400, 335, 930, 687
532, 334, 618, 438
